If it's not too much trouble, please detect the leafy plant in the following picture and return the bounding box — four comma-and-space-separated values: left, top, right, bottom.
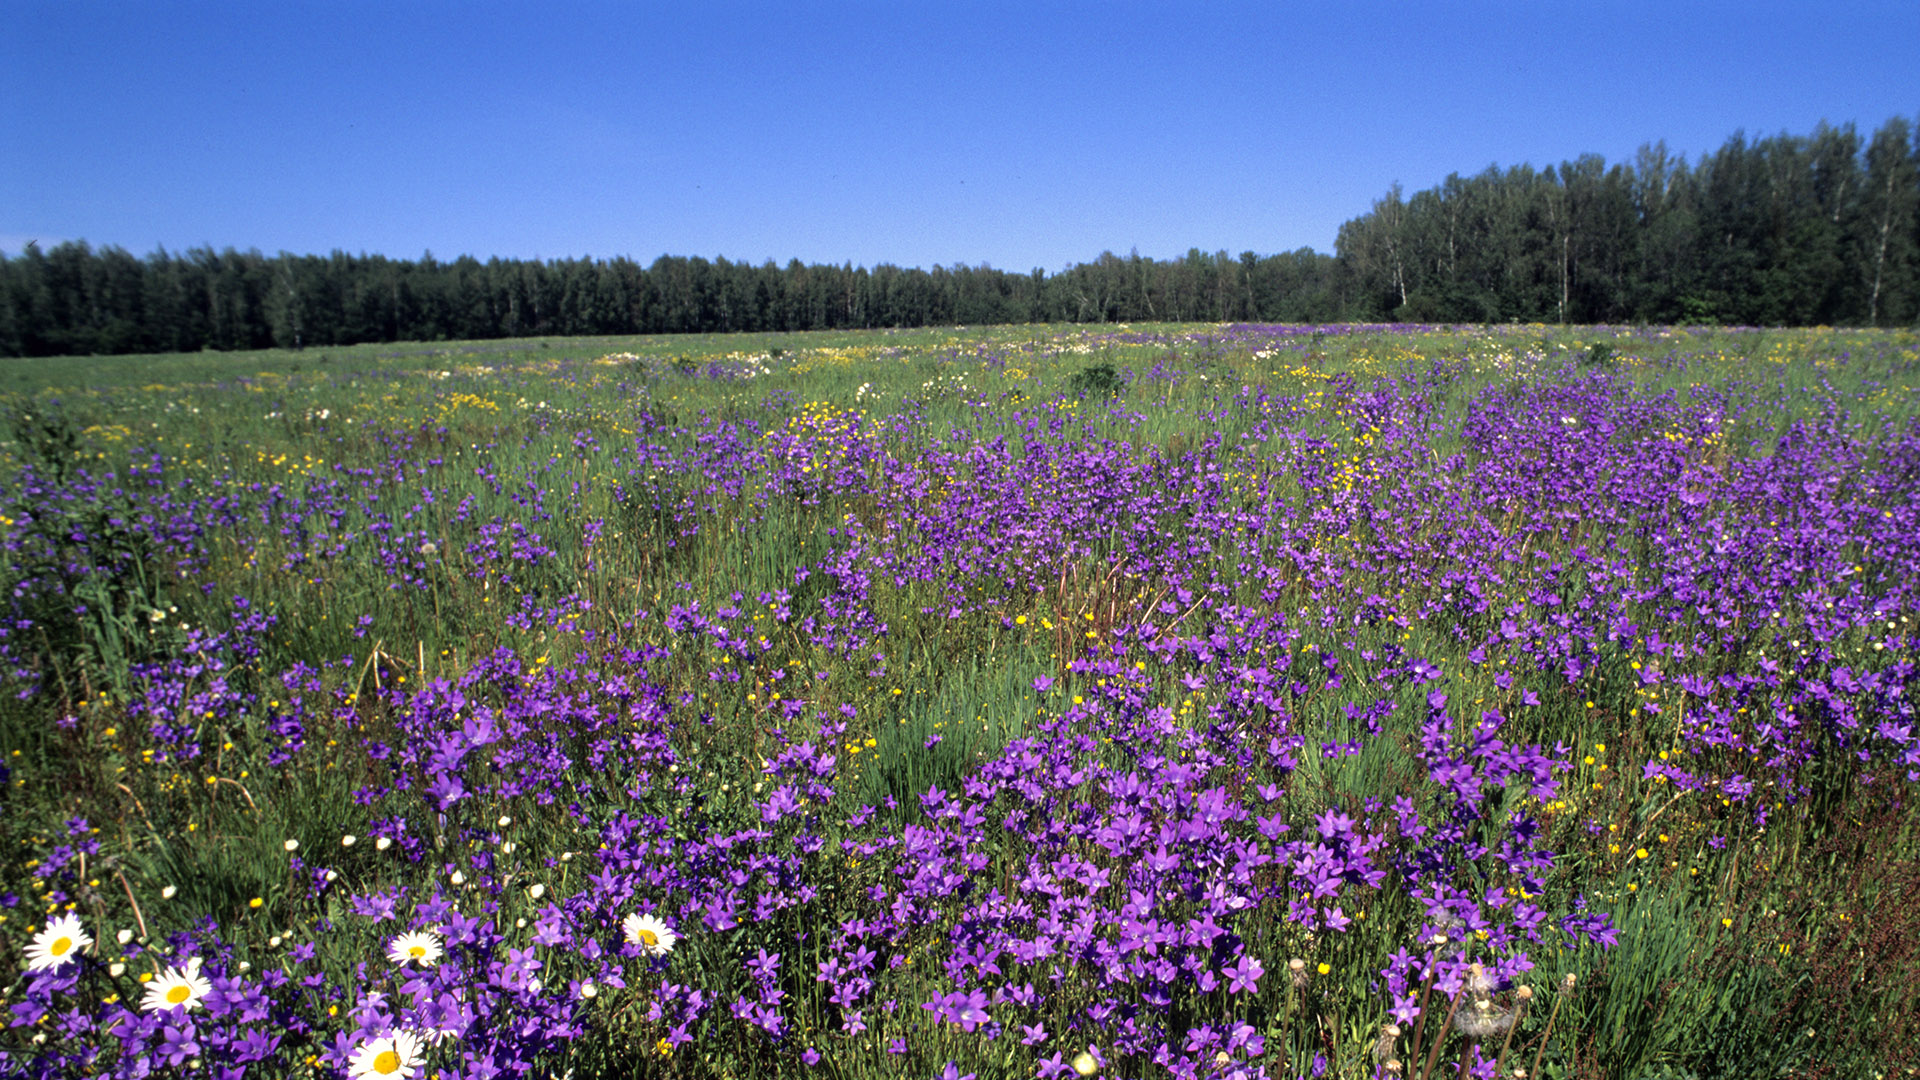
1069, 361, 1124, 398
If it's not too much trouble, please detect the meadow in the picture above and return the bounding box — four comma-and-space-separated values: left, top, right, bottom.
1, 321, 1916, 1080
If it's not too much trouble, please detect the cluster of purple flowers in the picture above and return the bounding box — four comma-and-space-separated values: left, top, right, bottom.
2, 328, 1915, 1077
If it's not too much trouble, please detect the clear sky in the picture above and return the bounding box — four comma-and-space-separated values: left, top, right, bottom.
4, 1, 1916, 272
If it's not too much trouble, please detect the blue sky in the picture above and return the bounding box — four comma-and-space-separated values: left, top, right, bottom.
4, 1, 1916, 271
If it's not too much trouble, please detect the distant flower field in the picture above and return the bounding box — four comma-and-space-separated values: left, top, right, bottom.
1, 323, 1916, 1079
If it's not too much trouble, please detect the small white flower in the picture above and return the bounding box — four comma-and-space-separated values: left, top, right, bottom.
141, 960, 212, 1012
579, 981, 598, 999
161, 885, 178, 899
449, 870, 466, 886
24, 913, 91, 972
342, 835, 358, 848
375, 837, 393, 851
387, 930, 444, 968
528, 883, 545, 900
622, 913, 678, 955
348, 1030, 426, 1079
117, 928, 134, 946
284, 839, 300, 852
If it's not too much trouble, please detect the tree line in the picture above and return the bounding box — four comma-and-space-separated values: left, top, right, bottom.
2, 117, 1915, 357
1338, 117, 1919, 326
0, 243, 1342, 357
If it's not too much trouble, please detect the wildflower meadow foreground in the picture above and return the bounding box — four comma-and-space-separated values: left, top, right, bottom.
1, 323, 1916, 1079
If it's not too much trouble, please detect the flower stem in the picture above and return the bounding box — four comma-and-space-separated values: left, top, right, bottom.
1493, 991, 1530, 1075
1407, 956, 1440, 1069
1526, 993, 1569, 1080
1419, 990, 1465, 1080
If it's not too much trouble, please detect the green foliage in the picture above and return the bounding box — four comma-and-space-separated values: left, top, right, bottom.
0, 244, 1350, 359
0, 324, 1915, 1078
6, 403, 81, 483
1068, 361, 1124, 399
1338, 115, 1920, 326
1, 405, 185, 701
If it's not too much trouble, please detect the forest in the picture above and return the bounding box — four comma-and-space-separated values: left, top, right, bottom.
1, 116, 1915, 357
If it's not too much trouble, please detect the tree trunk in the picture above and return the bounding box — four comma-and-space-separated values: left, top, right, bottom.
1868, 168, 1897, 325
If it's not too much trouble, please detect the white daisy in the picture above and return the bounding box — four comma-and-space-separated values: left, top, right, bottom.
23, 913, 91, 972
621, 913, 677, 955
347, 1030, 427, 1079
141, 959, 213, 1012
386, 930, 444, 968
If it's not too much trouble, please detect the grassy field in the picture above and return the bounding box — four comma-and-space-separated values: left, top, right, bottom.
1, 322, 1917, 1080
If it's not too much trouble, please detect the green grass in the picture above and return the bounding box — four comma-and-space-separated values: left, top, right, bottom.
2, 322, 1917, 1078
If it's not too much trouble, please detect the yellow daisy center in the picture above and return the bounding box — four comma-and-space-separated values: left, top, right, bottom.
167, 984, 191, 1004
638, 929, 658, 947
50, 936, 74, 956
373, 1049, 402, 1074
409, 945, 427, 958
